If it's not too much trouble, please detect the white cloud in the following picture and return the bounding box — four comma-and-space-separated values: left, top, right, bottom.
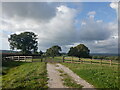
1, 5, 77, 51
81, 21, 86, 25
110, 2, 118, 11
78, 15, 112, 41
110, 2, 118, 20
1, 3, 118, 54
68, 11, 118, 53
96, 20, 103, 23
88, 11, 96, 16
87, 11, 96, 19
2, 2, 56, 22
37, 5, 77, 47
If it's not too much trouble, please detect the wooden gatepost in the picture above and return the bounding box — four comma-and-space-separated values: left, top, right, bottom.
62, 56, 65, 62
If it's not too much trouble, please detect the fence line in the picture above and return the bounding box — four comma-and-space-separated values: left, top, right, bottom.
3, 56, 33, 62
2, 55, 119, 65
62, 56, 119, 66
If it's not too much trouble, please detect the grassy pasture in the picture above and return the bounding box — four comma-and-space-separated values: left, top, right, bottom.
2, 61, 48, 89
62, 63, 119, 89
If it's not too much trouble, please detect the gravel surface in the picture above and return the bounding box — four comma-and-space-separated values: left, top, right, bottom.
47, 63, 66, 88
47, 63, 95, 89
57, 63, 95, 89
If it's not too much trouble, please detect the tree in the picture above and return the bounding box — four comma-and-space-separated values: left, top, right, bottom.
68, 44, 90, 60
46, 45, 62, 58
68, 47, 77, 56
39, 50, 43, 55
8, 32, 38, 54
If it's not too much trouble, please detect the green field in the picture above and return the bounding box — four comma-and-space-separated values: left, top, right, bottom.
2, 61, 48, 89
1, 56, 119, 89
62, 63, 119, 89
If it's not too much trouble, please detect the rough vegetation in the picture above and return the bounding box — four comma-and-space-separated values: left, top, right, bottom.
2, 61, 48, 89
58, 69, 83, 88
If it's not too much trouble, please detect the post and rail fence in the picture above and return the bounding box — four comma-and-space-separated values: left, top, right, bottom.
61, 56, 119, 66
2, 53, 42, 62
2, 53, 119, 66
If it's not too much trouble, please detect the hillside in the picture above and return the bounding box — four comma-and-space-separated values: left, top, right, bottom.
0, 50, 17, 54
90, 53, 118, 56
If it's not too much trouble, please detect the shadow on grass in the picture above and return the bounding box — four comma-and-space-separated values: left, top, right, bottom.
2, 61, 28, 75
2, 60, 27, 68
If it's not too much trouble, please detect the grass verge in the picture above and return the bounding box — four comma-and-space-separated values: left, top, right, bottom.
58, 69, 83, 88
2, 61, 48, 89
62, 63, 119, 89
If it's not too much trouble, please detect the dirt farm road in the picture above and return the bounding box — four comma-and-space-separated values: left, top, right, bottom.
47, 63, 95, 89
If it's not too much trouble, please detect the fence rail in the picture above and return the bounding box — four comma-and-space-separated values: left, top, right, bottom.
3, 56, 33, 62
60, 56, 119, 66
2, 55, 119, 66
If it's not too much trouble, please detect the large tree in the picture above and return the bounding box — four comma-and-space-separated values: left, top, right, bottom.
46, 45, 62, 58
39, 50, 43, 55
68, 44, 90, 60
8, 32, 38, 54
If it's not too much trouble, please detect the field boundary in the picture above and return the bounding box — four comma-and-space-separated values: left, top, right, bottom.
57, 56, 119, 66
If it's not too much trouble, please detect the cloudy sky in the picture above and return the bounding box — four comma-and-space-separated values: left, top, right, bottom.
1, 2, 118, 54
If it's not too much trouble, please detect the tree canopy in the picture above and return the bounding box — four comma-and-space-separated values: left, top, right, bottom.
8, 32, 38, 54
39, 50, 43, 55
68, 44, 90, 59
46, 45, 62, 58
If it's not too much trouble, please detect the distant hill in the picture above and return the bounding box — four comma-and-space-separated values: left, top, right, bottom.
90, 53, 118, 56
0, 50, 18, 54
61, 52, 118, 56
0, 50, 118, 56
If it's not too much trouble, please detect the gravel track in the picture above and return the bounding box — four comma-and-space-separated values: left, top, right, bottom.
47, 63, 95, 89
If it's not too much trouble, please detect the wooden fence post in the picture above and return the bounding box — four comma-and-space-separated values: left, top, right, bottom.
31, 56, 33, 62
45, 57, 46, 62
62, 56, 65, 62
18, 56, 20, 61
25, 56, 26, 62
100, 59, 102, 65
41, 57, 43, 62
91, 59, 92, 64
82, 59, 84, 63
79, 58, 80, 64
71, 57, 73, 63
10, 56, 12, 61
12, 56, 14, 60
82, 60, 83, 63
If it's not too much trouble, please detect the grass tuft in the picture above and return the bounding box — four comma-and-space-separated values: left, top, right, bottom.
58, 69, 83, 88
